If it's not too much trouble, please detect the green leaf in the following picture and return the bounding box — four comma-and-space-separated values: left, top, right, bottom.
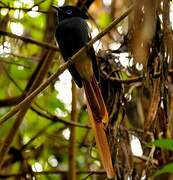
151, 139, 173, 151
10, 64, 31, 79
98, 12, 111, 28
153, 162, 173, 177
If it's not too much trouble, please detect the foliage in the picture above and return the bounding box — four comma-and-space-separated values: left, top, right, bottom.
151, 139, 173, 152
150, 139, 173, 177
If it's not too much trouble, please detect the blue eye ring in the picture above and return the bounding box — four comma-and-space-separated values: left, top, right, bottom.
66, 10, 72, 14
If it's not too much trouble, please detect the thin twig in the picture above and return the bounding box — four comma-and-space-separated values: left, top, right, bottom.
0, 2, 7, 6
30, 0, 45, 9
1, 63, 23, 91
7, 52, 40, 62
0, 58, 31, 68
30, 106, 91, 128
21, 122, 54, 150
0, 30, 59, 51
101, 68, 173, 84
133, 155, 158, 165
0, 6, 51, 14
141, 133, 156, 177
0, 170, 106, 178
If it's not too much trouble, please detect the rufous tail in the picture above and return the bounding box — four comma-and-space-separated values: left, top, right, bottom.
83, 75, 108, 123
83, 76, 115, 178
86, 100, 115, 179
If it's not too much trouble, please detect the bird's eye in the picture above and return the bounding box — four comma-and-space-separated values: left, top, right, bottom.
66, 10, 72, 15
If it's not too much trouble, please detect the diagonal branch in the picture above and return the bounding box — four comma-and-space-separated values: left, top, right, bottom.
0, 5, 134, 168
0, 5, 134, 124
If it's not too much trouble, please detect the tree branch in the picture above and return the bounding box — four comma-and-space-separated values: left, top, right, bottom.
0, 58, 31, 69
101, 68, 173, 84
0, 5, 134, 123
30, 105, 91, 129
68, 80, 78, 180
0, 170, 106, 178
0, 30, 59, 51
0, 5, 134, 168
0, 6, 51, 14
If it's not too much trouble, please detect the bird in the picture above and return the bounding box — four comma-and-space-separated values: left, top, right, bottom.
53, 5, 115, 178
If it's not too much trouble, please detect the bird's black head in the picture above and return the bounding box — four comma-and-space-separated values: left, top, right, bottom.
52, 5, 88, 22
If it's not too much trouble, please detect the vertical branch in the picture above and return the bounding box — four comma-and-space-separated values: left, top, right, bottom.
144, 78, 161, 131
162, 0, 170, 33
68, 79, 78, 180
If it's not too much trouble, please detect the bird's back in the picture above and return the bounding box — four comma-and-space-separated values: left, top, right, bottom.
56, 17, 90, 60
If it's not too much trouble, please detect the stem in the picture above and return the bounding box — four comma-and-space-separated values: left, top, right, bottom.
68, 80, 78, 180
